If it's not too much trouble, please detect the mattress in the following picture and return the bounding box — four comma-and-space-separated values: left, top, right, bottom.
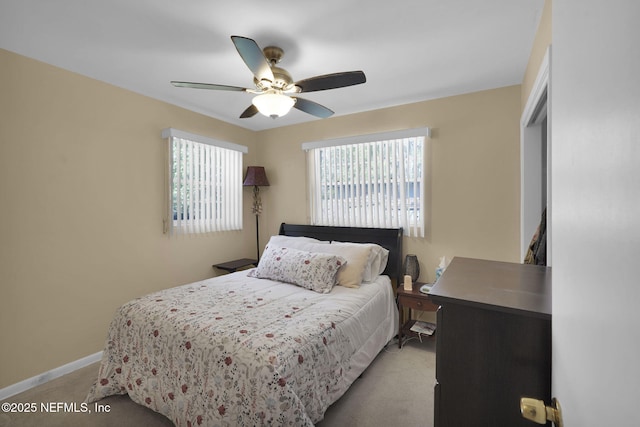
86, 270, 398, 426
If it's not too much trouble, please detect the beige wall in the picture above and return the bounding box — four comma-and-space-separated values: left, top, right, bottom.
1, 47, 523, 389
522, 0, 552, 111
256, 85, 522, 284
0, 49, 259, 388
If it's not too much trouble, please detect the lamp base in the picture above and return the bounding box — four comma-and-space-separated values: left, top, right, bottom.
255, 214, 260, 261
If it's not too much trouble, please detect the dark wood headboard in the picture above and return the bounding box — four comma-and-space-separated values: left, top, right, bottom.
279, 223, 404, 285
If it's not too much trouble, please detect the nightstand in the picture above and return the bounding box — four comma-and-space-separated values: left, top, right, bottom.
397, 282, 440, 348
213, 258, 258, 273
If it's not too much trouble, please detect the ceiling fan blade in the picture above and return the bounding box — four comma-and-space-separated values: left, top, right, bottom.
171, 81, 248, 92
293, 97, 334, 118
231, 35, 274, 84
239, 104, 259, 119
295, 71, 366, 93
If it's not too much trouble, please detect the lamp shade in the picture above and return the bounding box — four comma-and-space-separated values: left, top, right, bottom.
243, 166, 270, 187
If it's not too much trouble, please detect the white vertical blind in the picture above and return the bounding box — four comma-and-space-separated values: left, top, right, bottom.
162, 128, 246, 235
305, 129, 428, 238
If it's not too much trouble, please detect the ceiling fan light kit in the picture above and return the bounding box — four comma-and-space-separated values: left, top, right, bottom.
252, 90, 295, 118
171, 35, 366, 120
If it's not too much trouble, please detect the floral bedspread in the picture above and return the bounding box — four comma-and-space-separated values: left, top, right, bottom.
86, 272, 392, 426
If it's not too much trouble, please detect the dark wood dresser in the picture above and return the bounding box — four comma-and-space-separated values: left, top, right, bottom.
428, 257, 552, 427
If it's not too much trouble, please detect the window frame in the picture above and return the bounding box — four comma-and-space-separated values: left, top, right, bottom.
303, 127, 430, 238
162, 128, 247, 235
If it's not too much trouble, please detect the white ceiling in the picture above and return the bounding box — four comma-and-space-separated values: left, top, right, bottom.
0, 0, 544, 132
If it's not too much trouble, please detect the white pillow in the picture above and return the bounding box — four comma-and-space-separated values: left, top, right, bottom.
330, 241, 389, 282
248, 245, 345, 294
266, 235, 330, 253
367, 244, 390, 280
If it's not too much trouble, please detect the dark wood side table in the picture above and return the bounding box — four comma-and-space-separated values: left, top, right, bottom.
213, 258, 257, 273
397, 282, 440, 348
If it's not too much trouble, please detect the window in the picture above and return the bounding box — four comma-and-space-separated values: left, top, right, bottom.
303, 128, 430, 238
162, 128, 247, 235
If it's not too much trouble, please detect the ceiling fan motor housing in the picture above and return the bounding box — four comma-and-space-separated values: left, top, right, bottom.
254, 65, 293, 91
253, 46, 295, 91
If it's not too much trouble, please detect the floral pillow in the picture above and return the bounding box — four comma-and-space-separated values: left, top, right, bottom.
248, 245, 347, 293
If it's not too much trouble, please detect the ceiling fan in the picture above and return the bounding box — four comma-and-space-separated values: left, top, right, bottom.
171, 36, 366, 119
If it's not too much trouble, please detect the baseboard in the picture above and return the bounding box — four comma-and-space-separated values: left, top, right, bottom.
0, 351, 103, 401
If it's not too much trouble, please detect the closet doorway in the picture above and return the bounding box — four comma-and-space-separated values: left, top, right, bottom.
521, 48, 550, 265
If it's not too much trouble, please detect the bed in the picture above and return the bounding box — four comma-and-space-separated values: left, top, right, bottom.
86, 223, 403, 426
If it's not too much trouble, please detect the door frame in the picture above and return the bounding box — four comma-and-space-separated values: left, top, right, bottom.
520, 46, 551, 264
